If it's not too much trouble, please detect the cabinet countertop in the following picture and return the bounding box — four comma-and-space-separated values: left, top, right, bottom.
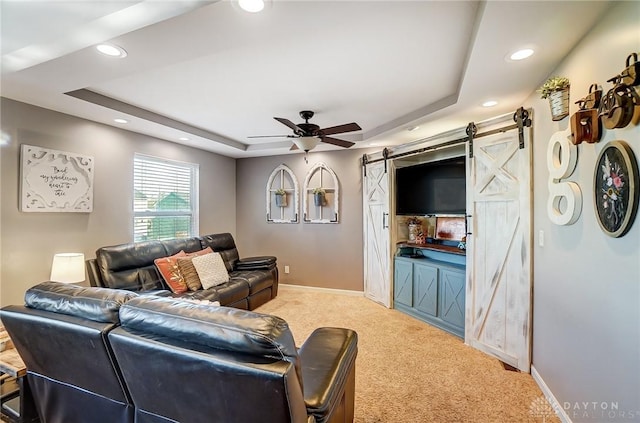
397, 242, 466, 256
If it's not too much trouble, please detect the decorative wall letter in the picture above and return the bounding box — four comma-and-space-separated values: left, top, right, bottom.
20, 144, 94, 212
546, 130, 582, 225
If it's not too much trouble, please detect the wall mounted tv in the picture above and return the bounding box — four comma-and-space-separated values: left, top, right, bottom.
395, 156, 466, 216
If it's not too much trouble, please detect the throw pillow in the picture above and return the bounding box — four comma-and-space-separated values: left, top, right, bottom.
192, 253, 229, 289
177, 257, 202, 291
154, 251, 188, 294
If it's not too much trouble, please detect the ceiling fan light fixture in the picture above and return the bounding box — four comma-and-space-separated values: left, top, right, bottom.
294, 136, 319, 152
238, 0, 265, 13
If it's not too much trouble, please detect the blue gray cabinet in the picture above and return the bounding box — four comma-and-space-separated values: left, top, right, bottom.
394, 256, 465, 338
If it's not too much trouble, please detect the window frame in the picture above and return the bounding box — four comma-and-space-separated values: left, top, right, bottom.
133, 153, 199, 241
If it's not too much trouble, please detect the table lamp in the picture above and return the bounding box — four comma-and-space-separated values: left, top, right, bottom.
50, 253, 85, 283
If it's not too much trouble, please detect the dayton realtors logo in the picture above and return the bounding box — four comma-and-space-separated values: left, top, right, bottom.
529, 396, 639, 421
563, 401, 638, 420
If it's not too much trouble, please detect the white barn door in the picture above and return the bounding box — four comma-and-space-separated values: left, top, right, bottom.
363, 161, 391, 308
465, 126, 532, 372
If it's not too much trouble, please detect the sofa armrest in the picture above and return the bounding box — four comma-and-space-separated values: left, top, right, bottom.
235, 256, 277, 271
298, 327, 358, 423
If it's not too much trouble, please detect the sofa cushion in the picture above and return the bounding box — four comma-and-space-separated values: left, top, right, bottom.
193, 253, 229, 289
154, 251, 188, 294
25, 281, 138, 323
118, 296, 302, 389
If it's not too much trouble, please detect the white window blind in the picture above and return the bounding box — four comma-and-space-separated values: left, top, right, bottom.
133, 154, 199, 241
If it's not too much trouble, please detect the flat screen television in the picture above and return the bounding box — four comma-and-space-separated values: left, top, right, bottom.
395, 156, 466, 216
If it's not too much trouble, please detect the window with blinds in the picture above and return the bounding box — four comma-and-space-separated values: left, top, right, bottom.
133, 154, 199, 242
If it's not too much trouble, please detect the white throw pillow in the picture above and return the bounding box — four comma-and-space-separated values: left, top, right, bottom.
192, 252, 229, 289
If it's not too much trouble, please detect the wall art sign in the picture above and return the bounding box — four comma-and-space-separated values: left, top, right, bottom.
593, 140, 638, 237
20, 144, 94, 212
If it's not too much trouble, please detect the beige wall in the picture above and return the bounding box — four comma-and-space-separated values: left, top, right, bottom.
0, 98, 237, 306
236, 148, 374, 292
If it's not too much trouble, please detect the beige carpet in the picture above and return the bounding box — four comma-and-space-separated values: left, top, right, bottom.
257, 286, 559, 423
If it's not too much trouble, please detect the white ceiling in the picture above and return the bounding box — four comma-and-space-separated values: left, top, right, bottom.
1, 0, 613, 158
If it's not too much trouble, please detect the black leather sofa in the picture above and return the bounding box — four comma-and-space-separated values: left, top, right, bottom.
0, 282, 358, 423
86, 233, 277, 310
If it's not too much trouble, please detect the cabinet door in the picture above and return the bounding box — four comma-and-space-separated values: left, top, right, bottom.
413, 262, 438, 317
393, 259, 413, 307
440, 268, 465, 329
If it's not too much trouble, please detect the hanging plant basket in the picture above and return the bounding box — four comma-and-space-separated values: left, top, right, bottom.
548, 89, 570, 121
275, 193, 287, 207
314, 192, 325, 206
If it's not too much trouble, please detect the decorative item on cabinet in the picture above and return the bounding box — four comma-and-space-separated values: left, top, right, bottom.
406, 216, 422, 243
571, 83, 602, 145
593, 140, 639, 238
538, 76, 571, 121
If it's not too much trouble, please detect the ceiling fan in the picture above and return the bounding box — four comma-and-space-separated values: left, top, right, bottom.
249, 110, 361, 152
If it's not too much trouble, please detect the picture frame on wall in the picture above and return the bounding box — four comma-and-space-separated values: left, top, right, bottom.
20, 144, 94, 212
593, 140, 639, 238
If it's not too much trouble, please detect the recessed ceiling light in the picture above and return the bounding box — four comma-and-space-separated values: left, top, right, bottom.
509, 48, 534, 61
482, 100, 498, 107
407, 126, 420, 132
179, 137, 190, 141
114, 118, 128, 124
238, 0, 264, 13
96, 44, 128, 58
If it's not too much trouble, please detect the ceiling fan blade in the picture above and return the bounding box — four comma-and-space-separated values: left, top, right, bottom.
290, 144, 299, 151
247, 135, 296, 138
319, 122, 361, 136
274, 117, 303, 133
321, 136, 355, 148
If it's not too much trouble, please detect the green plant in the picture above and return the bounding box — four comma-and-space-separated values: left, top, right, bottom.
275, 188, 286, 195
312, 187, 326, 195
538, 76, 570, 99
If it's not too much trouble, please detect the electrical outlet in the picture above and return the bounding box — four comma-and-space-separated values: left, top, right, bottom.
538, 230, 544, 247
284, 265, 290, 274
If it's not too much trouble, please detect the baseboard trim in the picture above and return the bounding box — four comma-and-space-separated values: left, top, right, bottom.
531, 365, 572, 423
279, 283, 364, 297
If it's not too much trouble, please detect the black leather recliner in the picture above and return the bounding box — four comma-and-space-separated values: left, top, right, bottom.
0, 282, 138, 423
109, 295, 358, 423
1, 282, 358, 423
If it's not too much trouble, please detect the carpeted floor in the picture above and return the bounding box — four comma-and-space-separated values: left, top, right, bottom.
257, 286, 559, 423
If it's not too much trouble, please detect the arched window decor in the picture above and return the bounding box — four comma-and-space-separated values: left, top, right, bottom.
266, 164, 299, 223
302, 162, 340, 223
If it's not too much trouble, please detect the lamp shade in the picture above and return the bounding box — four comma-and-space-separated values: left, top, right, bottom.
50, 253, 85, 283
293, 136, 320, 152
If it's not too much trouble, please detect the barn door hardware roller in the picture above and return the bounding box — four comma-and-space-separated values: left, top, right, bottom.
513, 107, 532, 149
466, 122, 477, 158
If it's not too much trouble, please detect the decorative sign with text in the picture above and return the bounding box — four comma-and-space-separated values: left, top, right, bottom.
20, 144, 94, 212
